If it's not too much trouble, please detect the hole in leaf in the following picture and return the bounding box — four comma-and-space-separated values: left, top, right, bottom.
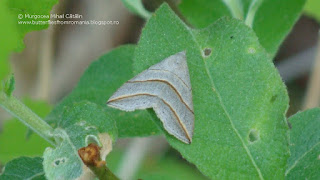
270, 94, 278, 103
248, 129, 260, 143
203, 48, 212, 57
54, 158, 66, 166
230, 35, 234, 39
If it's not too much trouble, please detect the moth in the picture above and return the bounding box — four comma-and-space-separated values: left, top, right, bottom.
107, 51, 194, 144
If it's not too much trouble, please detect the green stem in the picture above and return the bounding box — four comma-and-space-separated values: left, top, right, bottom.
0, 91, 55, 146
245, 0, 263, 27
89, 165, 119, 180
223, 0, 244, 20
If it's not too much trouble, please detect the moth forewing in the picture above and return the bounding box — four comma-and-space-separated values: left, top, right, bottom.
107, 51, 194, 144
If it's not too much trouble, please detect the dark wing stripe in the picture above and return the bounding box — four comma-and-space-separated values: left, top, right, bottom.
149, 69, 191, 89
107, 93, 191, 142
127, 79, 194, 114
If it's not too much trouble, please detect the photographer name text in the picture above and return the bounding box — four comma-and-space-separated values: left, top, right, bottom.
19, 13, 83, 20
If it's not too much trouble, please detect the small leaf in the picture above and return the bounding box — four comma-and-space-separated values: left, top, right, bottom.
47, 45, 160, 138
4, 75, 15, 96
0, 157, 45, 180
43, 102, 117, 179
286, 108, 320, 179
133, 4, 289, 179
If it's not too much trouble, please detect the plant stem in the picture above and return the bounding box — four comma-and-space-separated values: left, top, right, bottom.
89, 165, 119, 180
245, 0, 263, 27
0, 91, 55, 146
223, 0, 244, 20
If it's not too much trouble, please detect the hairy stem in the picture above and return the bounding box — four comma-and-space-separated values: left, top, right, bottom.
0, 91, 55, 145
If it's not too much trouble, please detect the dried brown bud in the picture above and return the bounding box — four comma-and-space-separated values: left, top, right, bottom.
78, 143, 106, 167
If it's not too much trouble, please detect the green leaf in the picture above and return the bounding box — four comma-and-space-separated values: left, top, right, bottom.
286, 108, 320, 179
0, 0, 19, 81
4, 0, 58, 51
43, 102, 117, 179
47, 45, 160, 138
0, 99, 51, 164
4, 75, 15, 96
133, 4, 289, 179
178, 0, 306, 56
121, 0, 151, 19
0, 157, 45, 180
304, 0, 320, 22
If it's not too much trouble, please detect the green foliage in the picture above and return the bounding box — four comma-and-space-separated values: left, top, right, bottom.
286, 108, 320, 179
43, 102, 117, 179
304, 0, 320, 22
0, 99, 51, 164
0, 1, 18, 81
133, 4, 289, 179
47, 45, 160, 138
178, 0, 306, 56
0, 157, 45, 180
4, 0, 58, 50
0, 0, 57, 81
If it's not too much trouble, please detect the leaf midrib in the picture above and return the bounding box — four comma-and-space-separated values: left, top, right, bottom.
188, 27, 264, 180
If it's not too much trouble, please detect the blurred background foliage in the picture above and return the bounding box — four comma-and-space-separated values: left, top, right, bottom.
0, 0, 320, 179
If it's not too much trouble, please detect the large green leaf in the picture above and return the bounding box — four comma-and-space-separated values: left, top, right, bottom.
178, 0, 306, 56
47, 45, 160, 137
133, 4, 289, 179
0, 99, 51, 164
286, 108, 320, 179
304, 0, 320, 22
43, 101, 117, 179
0, 157, 45, 180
